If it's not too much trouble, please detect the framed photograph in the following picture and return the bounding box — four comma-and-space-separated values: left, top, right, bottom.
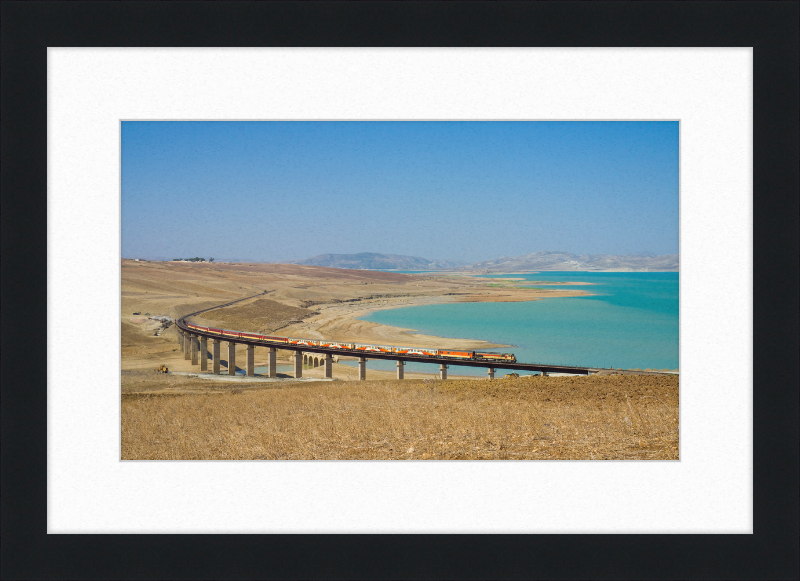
3, 2, 797, 579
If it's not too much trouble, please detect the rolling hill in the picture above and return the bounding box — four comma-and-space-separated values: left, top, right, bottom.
290, 251, 678, 272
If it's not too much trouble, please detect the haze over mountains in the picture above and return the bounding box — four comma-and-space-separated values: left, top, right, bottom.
292, 251, 678, 272
468, 251, 679, 272
292, 253, 465, 271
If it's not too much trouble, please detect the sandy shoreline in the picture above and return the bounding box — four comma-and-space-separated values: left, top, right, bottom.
274, 286, 591, 350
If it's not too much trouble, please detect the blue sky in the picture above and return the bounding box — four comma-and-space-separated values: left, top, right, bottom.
121, 121, 678, 263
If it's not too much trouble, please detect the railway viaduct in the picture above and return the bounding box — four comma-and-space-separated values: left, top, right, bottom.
173, 294, 613, 380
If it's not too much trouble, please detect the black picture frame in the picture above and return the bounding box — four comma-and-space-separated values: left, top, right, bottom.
2, 2, 797, 579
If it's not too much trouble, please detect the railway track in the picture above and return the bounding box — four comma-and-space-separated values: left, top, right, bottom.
175, 293, 671, 376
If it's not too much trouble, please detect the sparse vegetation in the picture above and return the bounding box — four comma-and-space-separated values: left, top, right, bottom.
121, 373, 678, 460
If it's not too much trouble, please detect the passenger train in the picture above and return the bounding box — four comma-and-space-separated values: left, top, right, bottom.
184, 322, 516, 363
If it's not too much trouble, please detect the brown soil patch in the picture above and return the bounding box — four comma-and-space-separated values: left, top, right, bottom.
196, 298, 314, 333
454, 289, 586, 303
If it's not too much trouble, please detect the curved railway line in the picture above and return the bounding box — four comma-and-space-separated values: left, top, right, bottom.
175, 293, 671, 378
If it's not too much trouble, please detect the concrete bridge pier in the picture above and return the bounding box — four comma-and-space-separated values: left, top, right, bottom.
487, 367, 495, 380
293, 351, 303, 378
541, 371, 548, 377
268, 347, 277, 378
246, 345, 255, 376
184, 333, 192, 360
358, 357, 367, 380
178, 330, 183, 350
323, 354, 333, 379
212, 338, 221, 374
228, 342, 236, 376
200, 337, 208, 371
191, 335, 199, 365
439, 364, 448, 380
396, 360, 404, 380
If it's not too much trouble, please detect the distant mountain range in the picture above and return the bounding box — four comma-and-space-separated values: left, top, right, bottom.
291, 253, 465, 271
291, 251, 678, 272
467, 251, 679, 272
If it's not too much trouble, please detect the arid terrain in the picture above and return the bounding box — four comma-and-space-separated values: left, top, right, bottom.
121, 259, 679, 460
121, 372, 678, 460
121, 259, 592, 375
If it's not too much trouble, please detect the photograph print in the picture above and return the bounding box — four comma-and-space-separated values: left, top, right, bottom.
121, 120, 679, 460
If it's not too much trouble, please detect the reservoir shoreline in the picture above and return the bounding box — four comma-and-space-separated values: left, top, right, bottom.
354, 271, 679, 372
121, 261, 675, 376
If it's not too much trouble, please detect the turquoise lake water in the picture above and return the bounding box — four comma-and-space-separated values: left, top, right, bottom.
346, 271, 678, 376
237, 364, 294, 376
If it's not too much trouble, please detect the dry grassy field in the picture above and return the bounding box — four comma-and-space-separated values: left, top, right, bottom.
121, 372, 679, 460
